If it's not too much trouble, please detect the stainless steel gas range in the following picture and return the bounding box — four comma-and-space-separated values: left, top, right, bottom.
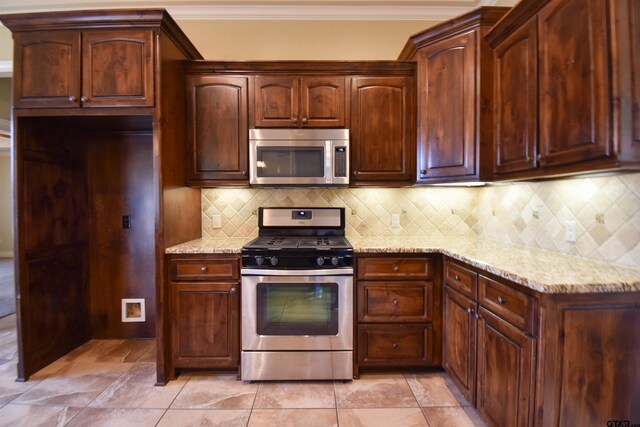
240, 207, 353, 381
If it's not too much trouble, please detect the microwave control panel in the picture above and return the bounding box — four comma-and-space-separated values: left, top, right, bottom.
334, 147, 347, 178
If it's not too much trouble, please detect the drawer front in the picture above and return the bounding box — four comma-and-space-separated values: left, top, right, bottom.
444, 260, 477, 298
358, 281, 432, 323
171, 258, 240, 281
357, 257, 433, 280
479, 275, 535, 334
357, 324, 434, 366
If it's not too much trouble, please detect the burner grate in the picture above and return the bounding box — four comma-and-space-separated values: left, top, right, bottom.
316, 237, 332, 246
267, 237, 286, 245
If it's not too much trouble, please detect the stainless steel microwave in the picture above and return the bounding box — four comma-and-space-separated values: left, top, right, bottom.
249, 128, 349, 186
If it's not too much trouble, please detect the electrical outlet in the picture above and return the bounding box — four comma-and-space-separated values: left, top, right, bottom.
391, 213, 401, 228
595, 213, 605, 224
211, 215, 222, 228
565, 221, 577, 243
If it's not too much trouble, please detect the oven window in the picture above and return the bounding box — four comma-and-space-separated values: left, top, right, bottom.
256, 147, 325, 178
256, 283, 339, 336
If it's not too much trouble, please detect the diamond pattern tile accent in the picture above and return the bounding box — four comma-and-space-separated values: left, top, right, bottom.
201, 173, 640, 269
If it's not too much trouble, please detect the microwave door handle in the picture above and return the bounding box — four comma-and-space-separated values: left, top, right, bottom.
326, 140, 332, 183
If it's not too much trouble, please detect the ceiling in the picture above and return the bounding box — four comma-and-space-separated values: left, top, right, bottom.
0, 0, 514, 20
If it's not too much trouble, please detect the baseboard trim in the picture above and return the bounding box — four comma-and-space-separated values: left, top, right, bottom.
0, 251, 14, 258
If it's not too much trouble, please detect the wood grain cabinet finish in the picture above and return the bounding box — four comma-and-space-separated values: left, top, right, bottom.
443, 259, 477, 298
169, 256, 240, 370
186, 75, 249, 185
357, 324, 434, 366
13, 29, 154, 108
358, 281, 433, 323
633, 0, 640, 146
254, 75, 346, 128
357, 256, 433, 281
350, 76, 416, 184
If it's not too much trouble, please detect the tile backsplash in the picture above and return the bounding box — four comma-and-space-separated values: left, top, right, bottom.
201, 172, 640, 269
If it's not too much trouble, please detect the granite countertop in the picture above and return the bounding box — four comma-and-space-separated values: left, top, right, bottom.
166, 236, 640, 294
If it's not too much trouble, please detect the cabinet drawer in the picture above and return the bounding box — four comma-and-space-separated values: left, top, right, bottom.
171, 258, 239, 281
358, 281, 432, 323
357, 324, 434, 366
357, 257, 433, 280
444, 260, 477, 298
479, 275, 535, 334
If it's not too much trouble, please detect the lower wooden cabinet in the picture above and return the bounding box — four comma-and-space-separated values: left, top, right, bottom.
357, 324, 434, 366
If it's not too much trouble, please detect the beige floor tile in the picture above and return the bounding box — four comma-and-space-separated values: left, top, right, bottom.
0, 315, 16, 333
338, 408, 429, 427
60, 339, 155, 364
0, 362, 40, 407
171, 372, 258, 409
405, 373, 461, 407
90, 363, 188, 409
65, 407, 165, 427
248, 408, 337, 427
157, 409, 251, 427
335, 373, 417, 408
14, 362, 130, 406
422, 406, 487, 427
253, 381, 335, 409
0, 403, 82, 427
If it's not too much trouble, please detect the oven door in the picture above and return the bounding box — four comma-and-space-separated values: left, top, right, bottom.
241, 269, 353, 351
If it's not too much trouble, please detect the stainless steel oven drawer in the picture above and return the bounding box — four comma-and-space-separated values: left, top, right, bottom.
241, 351, 353, 381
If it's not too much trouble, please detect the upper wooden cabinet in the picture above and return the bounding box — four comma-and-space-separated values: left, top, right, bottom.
254, 75, 346, 128
13, 29, 154, 108
350, 75, 416, 185
186, 75, 249, 186
486, 0, 640, 180
398, 7, 509, 184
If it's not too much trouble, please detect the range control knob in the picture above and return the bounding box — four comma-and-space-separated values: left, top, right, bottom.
316, 256, 325, 266
331, 256, 340, 266
255, 256, 265, 266
270, 256, 279, 266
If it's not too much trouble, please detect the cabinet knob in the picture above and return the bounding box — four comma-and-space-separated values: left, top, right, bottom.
497, 296, 505, 304
467, 307, 474, 314
292, 117, 298, 123
241, 171, 246, 176
536, 154, 544, 161
69, 96, 77, 102
80, 96, 88, 103
393, 266, 399, 272
200, 266, 208, 272
454, 275, 460, 281
230, 287, 237, 293
393, 299, 399, 305
525, 155, 532, 162
301, 117, 308, 124
392, 342, 399, 350
420, 169, 427, 175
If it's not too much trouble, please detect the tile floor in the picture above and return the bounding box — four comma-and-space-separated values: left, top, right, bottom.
0, 314, 485, 426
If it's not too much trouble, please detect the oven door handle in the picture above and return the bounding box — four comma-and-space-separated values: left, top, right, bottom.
241, 268, 353, 276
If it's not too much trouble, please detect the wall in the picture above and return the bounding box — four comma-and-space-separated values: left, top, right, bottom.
201, 173, 640, 270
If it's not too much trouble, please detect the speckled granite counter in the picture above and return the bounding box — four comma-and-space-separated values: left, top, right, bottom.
166, 236, 640, 294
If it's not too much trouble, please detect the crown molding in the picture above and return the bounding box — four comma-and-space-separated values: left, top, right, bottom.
0, 0, 509, 21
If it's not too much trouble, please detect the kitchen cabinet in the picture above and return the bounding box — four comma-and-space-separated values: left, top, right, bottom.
398, 7, 508, 183
254, 75, 346, 128
168, 256, 240, 372
350, 75, 416, 185
355, 255, 441, 374
486, 0, 640, 180
185, 75, 249, 185
13, 29, 154, 108
442, 259, 536, 426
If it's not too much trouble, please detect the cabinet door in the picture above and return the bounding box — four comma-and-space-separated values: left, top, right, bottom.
300, 76, 346, 128
631, 0, 640, 146
357, 324, 434, 367
538, 0, 610, 167
82, 30, 154, 107
494, 19, 538, 175
477, 307, 535, 427
351, 76, 415, 184
186, 75, 249, 184
443, 287, 476, 404
170, 282, 239, 368
13, 31, 81, 108
254, 76, 299, 127
418, 30, 476, 180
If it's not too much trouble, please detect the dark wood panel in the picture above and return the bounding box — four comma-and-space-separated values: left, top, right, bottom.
443, 286, 476, 405
82, 30, 154, 107
254, 75, 299, 127
631, 0, 640, 145
418, 30, 476, 179
171, 258, 240, 281
477, 307, 535, 427
357, 324, 434, 367
358, 281, 432, 323
300, 76, 346, 128
538, 0, 610, 166
186, 75, 249, 184
493, 19, 538, 175
479, 275, 535, 334
12, 31, 81, 108
443, 259, 477, 299
357, 256, 432, 280
170, 281, 239, 368
88, 134, 155, 339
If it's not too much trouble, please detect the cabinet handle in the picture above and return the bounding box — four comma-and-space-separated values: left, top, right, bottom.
420, 169, 427, 175
200, 266, 208, 273
467, 307, 474, 314
230, 287, 237, 293
241, 171, 246, 176
393, 299, 399, 305
454, 275, 460, 281
69, 96, 77, 102
525, 155, 532, 162
393, 266, 399, 272
392, 342, 399, 350
476, 312, 481, 320
496, 296, 505, 304
80, 96, 88, 103
536, 154, 544, 161
292, 117, 298, 123
302, 117, 308, 124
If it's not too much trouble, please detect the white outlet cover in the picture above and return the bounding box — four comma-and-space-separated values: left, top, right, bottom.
391, 213, 401, 228
211, 215, 222, 228
564, 221, 577, 243
122, 298, 145, 322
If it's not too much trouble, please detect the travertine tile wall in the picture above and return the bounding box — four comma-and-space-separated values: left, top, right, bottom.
201, 172, 640, 269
